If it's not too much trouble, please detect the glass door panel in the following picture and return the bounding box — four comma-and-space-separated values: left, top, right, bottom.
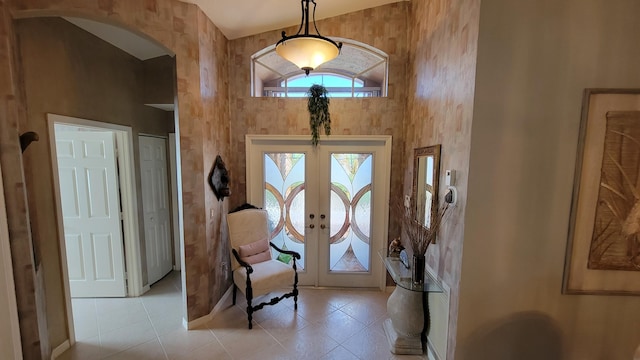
329, 153, 373, 272
264, 153, 307, 269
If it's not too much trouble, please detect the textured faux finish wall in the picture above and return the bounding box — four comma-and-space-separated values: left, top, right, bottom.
196, 9, 231, 316
4, 0, 230, 353
459, 0, 640, 359
16, 16, 174, 348
228, 3, 409, 238
0, 1, 48, 357
405, 0, 480, 358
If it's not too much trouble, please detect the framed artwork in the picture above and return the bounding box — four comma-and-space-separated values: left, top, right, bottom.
564, 89, 640, 295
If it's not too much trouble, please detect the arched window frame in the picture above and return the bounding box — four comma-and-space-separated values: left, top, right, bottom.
251, 38, 388, 98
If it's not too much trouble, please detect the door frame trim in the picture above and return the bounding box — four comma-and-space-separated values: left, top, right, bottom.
47, 113, 144, 343
168, 133, 182, 271
245, 134, 392, 290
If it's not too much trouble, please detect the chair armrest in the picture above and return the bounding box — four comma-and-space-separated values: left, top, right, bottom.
232, 249, 253, 274
269, 242, 301, 259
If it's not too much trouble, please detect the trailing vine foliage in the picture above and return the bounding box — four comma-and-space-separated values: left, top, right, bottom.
307, 84, 331, 146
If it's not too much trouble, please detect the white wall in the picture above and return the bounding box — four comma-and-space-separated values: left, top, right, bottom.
458, 0, 640, 359
0, 162, 23, 359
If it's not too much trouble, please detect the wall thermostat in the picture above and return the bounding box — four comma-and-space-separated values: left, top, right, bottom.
445, 169, 456, 186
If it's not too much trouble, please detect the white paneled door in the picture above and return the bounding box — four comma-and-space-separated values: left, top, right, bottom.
56, 130, 127, 298
139, 136, 172, 285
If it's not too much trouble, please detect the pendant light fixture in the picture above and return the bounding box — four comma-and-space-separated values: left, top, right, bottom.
275, 0, 342, 76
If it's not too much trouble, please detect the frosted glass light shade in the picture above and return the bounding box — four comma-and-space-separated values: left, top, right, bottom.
276, 37, 340, 72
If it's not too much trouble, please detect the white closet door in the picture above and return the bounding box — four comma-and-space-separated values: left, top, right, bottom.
139, 136, 172, 285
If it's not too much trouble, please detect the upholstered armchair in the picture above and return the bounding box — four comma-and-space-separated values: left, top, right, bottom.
226, 207, 300, 329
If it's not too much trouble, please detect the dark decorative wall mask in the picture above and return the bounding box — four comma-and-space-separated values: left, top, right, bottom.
209, 155, 230, 201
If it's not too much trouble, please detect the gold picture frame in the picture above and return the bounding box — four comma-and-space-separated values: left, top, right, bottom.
564, 89, 640, 295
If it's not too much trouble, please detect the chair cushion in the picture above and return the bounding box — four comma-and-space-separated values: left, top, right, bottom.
233, 260, 294, 298
238, 237, 271, 264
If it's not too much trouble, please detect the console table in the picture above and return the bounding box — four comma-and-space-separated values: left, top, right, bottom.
379, 250, 444, 355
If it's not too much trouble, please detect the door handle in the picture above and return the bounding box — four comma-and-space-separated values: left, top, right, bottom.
309, 224, 315, 229
320, 224, 326, 229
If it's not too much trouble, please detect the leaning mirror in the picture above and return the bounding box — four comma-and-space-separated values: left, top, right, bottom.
413, 145, 441, 230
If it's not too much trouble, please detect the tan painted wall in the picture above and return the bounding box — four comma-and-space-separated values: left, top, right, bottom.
16, 16, 174, 348
405, 0, 480, 358
459, 0, 640, 359
3, 0, 231, 355
228, 3, 409, 243
143, 55, 175, 105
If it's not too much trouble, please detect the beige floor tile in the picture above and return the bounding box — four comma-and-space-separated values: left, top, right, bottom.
214, 326, 279, 359
150, 311, 185, 337
319, 345, 361, 360
258, 310, 311, 343
342, 326, 425, 360
97, 301, 150, 334
243, 342, 298, 360
73, 313, 100, 341
99, 319, 158, 357
95, 297, 144, 316
279, 323, 341, 359
207, 304, 256, 339
57, 336, 105, 360
102, 339, 168, 360
295, 297, 339, 324
171, 339, 230, 360
339, 299, 388, 326
62, 271, 428, 360
317, 310, 366, 344
159, 327, 217, 360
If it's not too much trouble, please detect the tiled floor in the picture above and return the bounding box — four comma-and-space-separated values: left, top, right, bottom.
60, 271, 426, 360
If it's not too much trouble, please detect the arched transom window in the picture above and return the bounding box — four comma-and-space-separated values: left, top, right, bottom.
252, 38, 388, 98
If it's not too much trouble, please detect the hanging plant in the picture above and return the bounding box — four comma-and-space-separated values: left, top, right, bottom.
307, 84, 331, 146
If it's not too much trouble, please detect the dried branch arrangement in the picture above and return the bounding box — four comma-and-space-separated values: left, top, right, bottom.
397, 198, 449, 255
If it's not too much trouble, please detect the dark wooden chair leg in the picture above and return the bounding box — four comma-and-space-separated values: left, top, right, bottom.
247, 290, 253, 330
246, 276, 253, 329
293, 259, 299, 310
232, 284, 237, 305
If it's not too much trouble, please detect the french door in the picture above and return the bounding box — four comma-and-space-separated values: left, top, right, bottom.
246, 135, 391, 288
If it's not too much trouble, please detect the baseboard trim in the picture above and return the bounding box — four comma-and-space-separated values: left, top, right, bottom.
385, 285, 395, 293
51, 340, 70, 360
184, 285, 233, 330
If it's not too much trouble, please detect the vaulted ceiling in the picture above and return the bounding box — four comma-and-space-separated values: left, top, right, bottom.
63, 1, 408, 62
181, 0, 408, 40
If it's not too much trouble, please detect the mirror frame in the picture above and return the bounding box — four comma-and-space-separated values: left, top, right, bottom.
412, 144, 441, 236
